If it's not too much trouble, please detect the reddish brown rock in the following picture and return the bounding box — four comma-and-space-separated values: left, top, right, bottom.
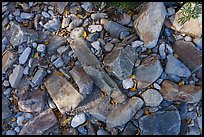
160, 80, 202, 103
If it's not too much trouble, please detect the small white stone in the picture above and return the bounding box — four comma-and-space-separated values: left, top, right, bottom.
88, 25, 103, 33
17, 116, 25, 126
184, 36, 193, 42
23, 66, 29, 75
91, 41, 101, 51
37, 44, 46, 53
131, 40, 144, 48
71, 112, 86, 128
122, 78, 134, 89
153, 83, 161, 90
14, 127, 21, 133
20, 12, 34, 19
32, 42, 38, 48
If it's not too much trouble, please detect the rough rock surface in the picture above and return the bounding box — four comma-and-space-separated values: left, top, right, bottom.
9, 65, 24, 88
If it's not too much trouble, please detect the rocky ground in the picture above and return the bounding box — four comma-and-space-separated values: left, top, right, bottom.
2, 2, 202, 135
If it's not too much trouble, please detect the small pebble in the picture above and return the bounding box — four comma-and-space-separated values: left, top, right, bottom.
153, 83, 161, 90
184, 36, 193, 42
17, 116, 25, 126
42, 11, 50, 18
6, 130, 16, 135
14, 127, 21, 133
122, 78, 134, 89
71, 112, 86, 128
91, 41, 101, 51
53, 58, 64, 68
104, 42, 114, 52
37, 44, 46, 53
167, 7, 175, 16
132, 40, 144, 48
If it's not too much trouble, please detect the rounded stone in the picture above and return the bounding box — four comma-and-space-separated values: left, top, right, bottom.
122, 78, 134, 89
71, 112, 86, 128
17, 116, 25, 126
37, 44, 46, 53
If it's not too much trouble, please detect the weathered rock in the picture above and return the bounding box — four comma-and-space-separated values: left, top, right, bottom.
17, 116, 25, 126
61, 17, 70, 29
70, 37, 127, 103
19, 47, 32, 64
86, 33, 99, 42
91, 41, 101, 51
139, 106, 181, 135
120, 122, 137, 135
31, 69, 47, 87
71, 112, 86, 128
2, 50, 14, 72
171, 3, 202, 37
172, 40, 202, 72
133, 54, 163, 89
2, 95, 12, 119
81, 2, 93, 12
70, 66, 93, 95
160, 80, 202, 103
122, 78, 134, 89
141, 89, 163, 107
165, 54, 191, 77
43, 17, 61, 32
6, 130, 16, 135
47, 35, 67, 55
10, 21, 38, 46
18, 89, 45, 113
134, 2, 167, 48
42, 11, 50, 18
78, 126, 88, 135
103, 45, 136, 80
68, 19, 83, 31
44, 70, 84, 113
52, 2, 68, 14
70, 27, 84, 39
91, 13, 107, 20
9, 65, 24, 88
19, 108, 59, 135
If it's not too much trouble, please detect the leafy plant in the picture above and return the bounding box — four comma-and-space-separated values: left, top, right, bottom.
178, 2, 202, 25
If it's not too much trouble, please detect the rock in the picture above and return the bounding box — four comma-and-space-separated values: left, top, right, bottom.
91, 13, 107, 20
165, 44, 173, 54
70, 65, 93, 95
103, 45, 136, 80
2, 95, 12, 119
193, 37, 202, 49
18, 89, 45, 113
184, 36, 192, 42
53, 58, 64, 68
14, 127, 21, 133
117, 13, 131, 26
159, 43, 166, 60
139, 106, 181, 135
86, 33, 99, 42
2, 50, 14, 72
133, 54, 163, 89
81, 2, 93, 12
71, 112, 86, 128
131, 40, 144, 48
61, 17, 70, 29
70, 37, 127, 103
101, 19, 130, 39
120, 122, 137, 135
122, 78, 134, 89
106, 97, 144, 128
68, 19, 83, 31
168, 74, 181, 82
97, 129, 110, 135
44, 17, 61, 32
19, 108, 59, 135
165, 54, 191, 77
31, 69, 47, 87
69, 5, 82, 14
70, 27, 84, 39
91, 41, 101, 50
10, 21, 38, 46
57, 46, 69, 55
42, 11, 50, 18
19, 47, 32, 64
9, 65, 24, 88
153, 83, 161, 90
20, 12, 34, 19
134, 2, 167, 48
170, 3, 202, 37
88, 25, 103, 33
17, 116, 25, 126
47, 35, 67, 55
6, 130, 16, 135
44, 71, 84, 113
167, 7, 175, 16
23, 66, 29, 75
104, 42, 114, 52
141, 89, 163, 107
2, 17, 9, 27
37, 44, 46, 53
160, 80, 202, 103
78, 126, 88, 135
49, 2, 68, 14
172, 40, 202, 72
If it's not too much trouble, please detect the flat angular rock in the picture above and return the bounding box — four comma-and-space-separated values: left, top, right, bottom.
9, 65, 24, 88
103, 45, 136, 80
18, 89, 45, 113
31, 69, 47, 87
10, 21, 38, 46
44, 70, 84, 113
2, 50, 14, 72
160, 80, 202, 103
70, 65, 93, 95
70, 37, 126, 103
172, 40, 202, 72
19, 108, 59, 135
165, 54, 191, 77
134, 2, 167, 48
19, 47, 32, 64
139, 106, 181, 135
2, 95, 12, 120
133, 54, 163, 89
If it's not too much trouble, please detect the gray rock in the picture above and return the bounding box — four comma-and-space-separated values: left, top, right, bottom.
57, 46, 69, 55
165, 54, 191, 77
139, 106, 181, 135
165, 44, 173, 54
70, 65, 93, 95
91, 41, 101, 51
6, 130, 16, 135
18, 45, 25, 54
193, 37, 202, 50
42, 11, 50, 18
159, 43, 166, 60
78, 126, 88, 135
133, 54, 163, 89
31, 69, 47, 87
44, 17, 61, 32
61, 17, 70, 29
134, 2, 167, 48
17, 116, 25, 126
49, 2, 68, 14
10, 21, 38, 46
184, 36, 192, 42
86, 33, 99, 42
167, 7, 175, 16
68, 19, 83, 31
44, 71, 84, 113
117, 13, 131, 26
122, 78, 134, 89
187, 126, 200, 135
103, 45, 136, 80
104, 42, 114, 52
131, 40, 144, 48
19, 108, 59, 135
88, 25, 103, 33
91, 13, 107, 20
70, 27, 84, 39
153, 83, 161, 90
71, 112, 86, 128
13, 9, 20, 16
3, 88, 12, 96
9, 65, 24, 88
2, 95, 12, 119
20, 12, 34, 19
19, 47, 32, 64
23, 66, 29, 75
53, 58, 64, 68
141, 89, 163, 107
81, 2, 93, 12
14, 127, 21, 133
97, 129, 110, 135
168, 74, 181, 82
2, 17, 9, 27
120, 122, 137, 135
70, 5, 82, 14
37, 44, 46, 53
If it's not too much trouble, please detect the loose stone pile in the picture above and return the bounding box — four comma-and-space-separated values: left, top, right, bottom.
2, 2, 202, 135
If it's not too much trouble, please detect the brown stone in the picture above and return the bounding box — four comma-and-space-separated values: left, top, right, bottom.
2, 50, 14, 72
44, 70, 84, 114
160, 80, 202, 103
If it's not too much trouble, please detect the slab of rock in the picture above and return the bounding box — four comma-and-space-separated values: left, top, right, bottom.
19, 47, 32, 64
18, 89, 45, 113
19, 108, 59, 135
10, 21, 38, 46
70, 37, 127, 103
2, 50, 14, 72
9, 65, 24, 88
31, 69, 47, 87
133, 54, 163, 89
44, 70, 84, 113
70, 65, 93, 95
170, 3, 202, 37
2, 95, 12, 119
139, 106, 181, 135
160, 80, 202, 103
47, 35, 67, 55
172, 40, 202, 72
165, 54, 191, 77
103, 45, 136, 80
134, 2, 167, 48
